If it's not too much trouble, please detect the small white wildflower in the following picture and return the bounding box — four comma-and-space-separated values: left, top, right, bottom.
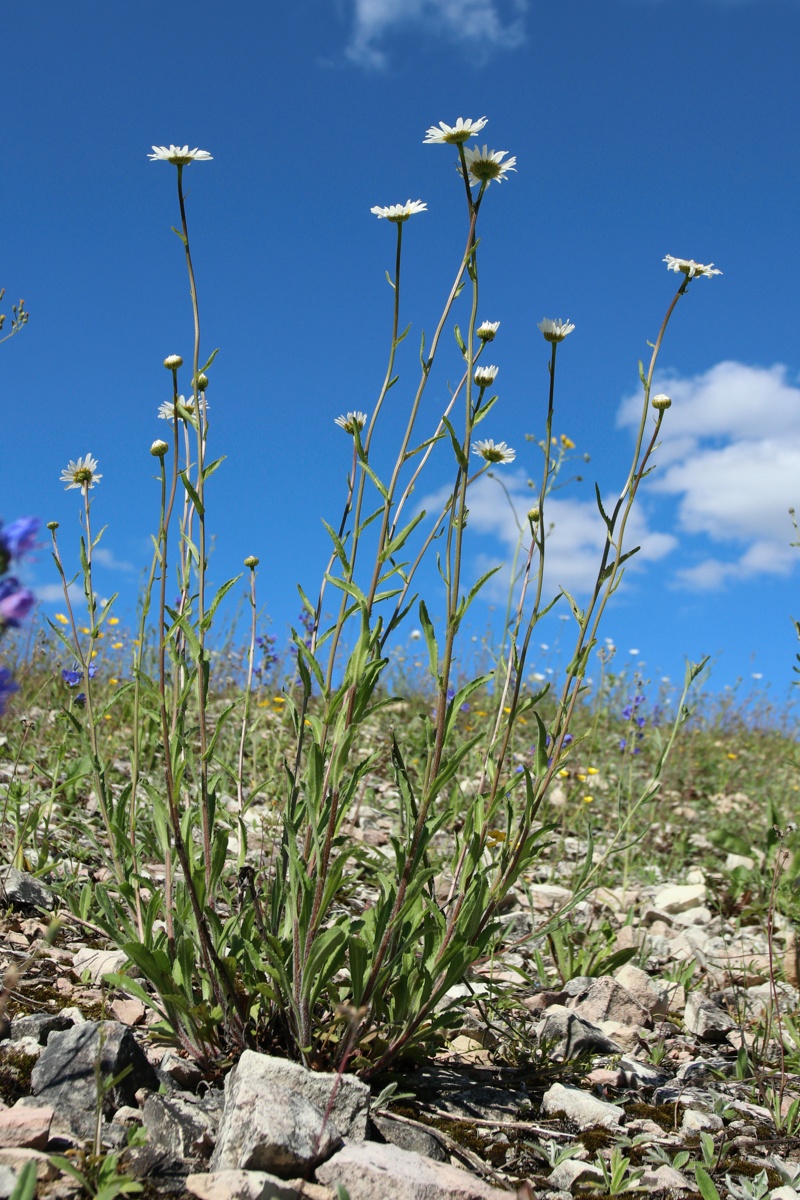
158, 395, 207, 421
423, 116, 488, 145
476, 321, 500, 342
370, 200, 427, 222
409, 629, 422, 641
652, 393, 672, 410
334, 411, 368, 434
538, 318, 575, 343
663, 255, 722, 279
472, 439, 515, 464
461, 145, 516, 186
61, 454, 102, 490
473, 364, 499, 388
148, 145, 213, 165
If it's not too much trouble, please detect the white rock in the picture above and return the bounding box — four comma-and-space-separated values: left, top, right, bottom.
653, 883, 706, 913
72, 947, 131, 985
540, 1083, 625, 1130
614, 964, 670, 1016
211, 1079, 340, 1175
681, 1109, 724, 1134
726, 853, 755, 871
185, 1169, 311, 1200
0, 1106, 53, 1150
316, 1140, 511, 1200
640, 1164, 691, 1190
548, 1160, 605, 1190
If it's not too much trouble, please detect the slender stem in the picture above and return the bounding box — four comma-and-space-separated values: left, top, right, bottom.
176, 162, 212, 894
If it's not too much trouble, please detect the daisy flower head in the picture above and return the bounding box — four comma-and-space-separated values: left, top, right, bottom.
474, 364, 499, 388
663, 255, 722, 280
334, 411, 368, 434
423, 116, 488, 145
477, 321, 500, 342
370, 200, 427, 223
148, 145, 213, 165
538, 318, 575, 343
61, 454, 102, 491
461, 145, 516, 187
158, 395, 207, 422
472, 439, 515, 464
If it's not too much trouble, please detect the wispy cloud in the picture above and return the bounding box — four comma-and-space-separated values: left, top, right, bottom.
345, 0, 526, 69
418, 471, 676, 601
36, 581, 81, 604
92, 546, 136, 574
617, 361, 800, 589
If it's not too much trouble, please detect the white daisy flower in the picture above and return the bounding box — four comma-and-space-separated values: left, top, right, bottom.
474, 364, 499, 387
334, 411, 368, 434
423, 116, 488, 145
477, 321, 500, 342
158, 396, 207, 421
472, 439, 515, 464
370, 200, 427, 223
61, 454, 102, 490
148, 145, 213, 165
663, 255, 722, 279
461, 145, 516, 186
538, 318, 575, 343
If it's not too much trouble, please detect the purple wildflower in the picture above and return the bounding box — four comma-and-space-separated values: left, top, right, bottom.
0, 667, 19, 714
0, 578, 36, 627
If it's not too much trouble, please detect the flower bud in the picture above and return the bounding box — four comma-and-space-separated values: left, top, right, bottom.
47, 521, 59, 531
652, 393, 672, 411
163, 354, 183, 370
244, 556, 259, 569
477, 321, 500, 342
194, 373, 209, 391
150, 440, 169, 457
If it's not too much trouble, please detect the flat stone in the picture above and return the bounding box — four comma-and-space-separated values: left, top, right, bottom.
537, 1005, 622, 1059
72, 947, 131, 986
0, 1148, 59, 1181
372, 1114, 448, 1162
142, 1093, 217, 1163
653, 883, 706, 914
681, 1109, 724, 1134
8, 1014, 77, 1045
639, 1164, 691, 1190
540, 1083, 625, 1130
185, 1169, 311, 1200
30, 1021, 158, 1139
211, 1079, 340, 1177
0, 1106, 53, 1150
614, 964, 670, 1017
548, 1159, 605, 1190
316, 1140, 511, 1200
570, 976, 651, 1028
684, 993, 735, 1041
110, 998, 146, 1026
0, 869, 55, 912
215, 1051, 369, 1141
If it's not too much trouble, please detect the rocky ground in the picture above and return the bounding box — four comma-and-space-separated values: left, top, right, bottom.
2, 858, 800, 1200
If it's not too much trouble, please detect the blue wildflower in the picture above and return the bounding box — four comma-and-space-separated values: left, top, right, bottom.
0, 517, 39, 562
62, 663, 97, 688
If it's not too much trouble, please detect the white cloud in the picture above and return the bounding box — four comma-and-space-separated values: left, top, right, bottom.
36, 582, 81, 603
92, 546, 136, 573
618, 361, 800, 589
345, 0, 526, 69
419, 471, 676, 601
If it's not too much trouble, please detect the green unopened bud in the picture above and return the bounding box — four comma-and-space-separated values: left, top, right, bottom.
528, 506, 540, 523
194, 373, 209, 391
652, 393, 672, 411
244, 556, 259, 569
150, 439, 169, 457
47, 521, 59, 531
163, 354, 183, 370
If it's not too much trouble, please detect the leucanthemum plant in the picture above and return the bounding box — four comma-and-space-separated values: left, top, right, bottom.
45, 116, 720, 1078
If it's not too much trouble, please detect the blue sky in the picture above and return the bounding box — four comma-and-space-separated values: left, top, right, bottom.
2, 0, 800, 702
